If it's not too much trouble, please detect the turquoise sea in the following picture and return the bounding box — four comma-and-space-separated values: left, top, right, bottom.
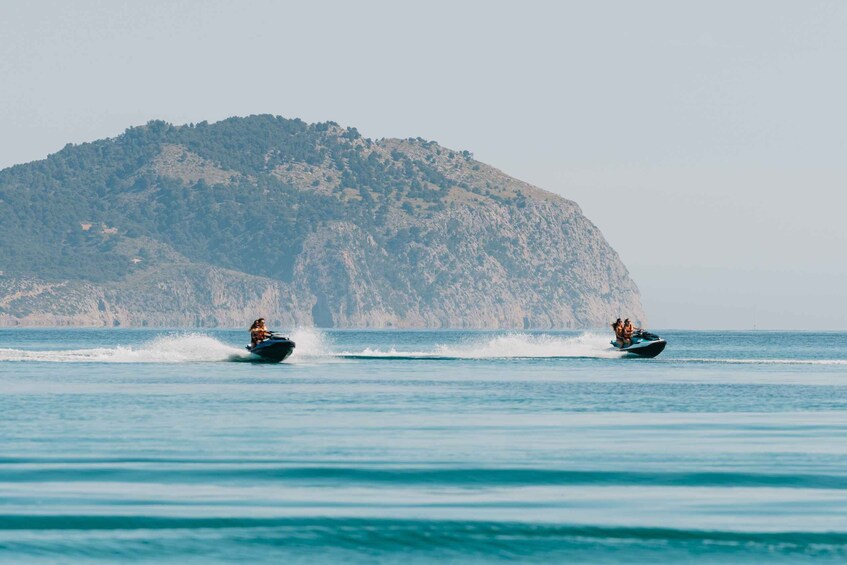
1, 328, 846, 563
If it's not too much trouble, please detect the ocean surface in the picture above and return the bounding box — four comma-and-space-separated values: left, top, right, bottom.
1, 328, 846, 563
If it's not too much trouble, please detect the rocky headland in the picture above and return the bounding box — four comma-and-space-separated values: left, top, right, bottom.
0, 116, 644, 328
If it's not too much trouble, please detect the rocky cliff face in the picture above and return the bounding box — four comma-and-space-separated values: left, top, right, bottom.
0, 116, 645, 328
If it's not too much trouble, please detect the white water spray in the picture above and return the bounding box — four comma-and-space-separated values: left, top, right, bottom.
338, 332, 624, 360
0, 333, 249, 363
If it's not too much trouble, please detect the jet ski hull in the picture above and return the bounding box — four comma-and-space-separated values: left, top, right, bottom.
613, 339, 666, 358
247, 337, 295, 363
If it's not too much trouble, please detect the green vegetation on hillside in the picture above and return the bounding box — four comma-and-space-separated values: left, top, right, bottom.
0, 115, 473, 283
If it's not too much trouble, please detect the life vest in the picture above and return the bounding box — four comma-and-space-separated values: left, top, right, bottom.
623, 323, 634, 339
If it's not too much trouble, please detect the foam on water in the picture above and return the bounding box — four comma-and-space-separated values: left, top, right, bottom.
440, 331, 623, 359
338, 332, 624, 360
0, 331, 632, 363
286, 327, 333, 360
0, 328, 333, 364
0, 333, 249, 363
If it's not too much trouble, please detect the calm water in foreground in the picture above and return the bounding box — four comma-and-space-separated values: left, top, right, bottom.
1, 328, 846, 563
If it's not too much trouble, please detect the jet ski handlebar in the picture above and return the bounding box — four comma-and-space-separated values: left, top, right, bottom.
266, 331, 291, 340
637, 329, 660, 340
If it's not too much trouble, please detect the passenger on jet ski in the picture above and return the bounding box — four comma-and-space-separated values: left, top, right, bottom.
622, 318, 638, 347
611, 318, 624, 347
249, 318, 271, 349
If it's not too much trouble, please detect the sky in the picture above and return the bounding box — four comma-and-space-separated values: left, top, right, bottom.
1, 0, 845, 329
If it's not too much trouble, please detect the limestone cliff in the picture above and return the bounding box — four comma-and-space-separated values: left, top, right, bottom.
0, 116, 644, 328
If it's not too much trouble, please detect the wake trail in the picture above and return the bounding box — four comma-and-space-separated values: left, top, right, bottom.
336, 332, 624, 360
0, 330, 624, 363
0, 334, 251, 364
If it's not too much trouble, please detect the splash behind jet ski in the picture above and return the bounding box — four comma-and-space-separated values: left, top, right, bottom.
612, 329, 666, 358
247, 332, 295, 363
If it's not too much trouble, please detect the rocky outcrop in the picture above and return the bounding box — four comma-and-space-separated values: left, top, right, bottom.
151, 144, 241, 186
0, 197, 643, 328
0, 116, 645, 328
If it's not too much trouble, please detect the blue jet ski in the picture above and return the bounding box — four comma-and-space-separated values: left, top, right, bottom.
247, 332, 295, 362
611, 330, 666, 358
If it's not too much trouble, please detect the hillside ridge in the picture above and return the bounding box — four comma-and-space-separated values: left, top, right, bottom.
0, 115, 644, 328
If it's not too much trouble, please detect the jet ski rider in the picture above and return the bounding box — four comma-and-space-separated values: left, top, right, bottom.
622, 318, 638, 347
611, 318, 624, 347
249, 318, 271, 349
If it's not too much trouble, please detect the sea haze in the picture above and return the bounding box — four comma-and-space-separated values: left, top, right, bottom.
1, 329, 846, 563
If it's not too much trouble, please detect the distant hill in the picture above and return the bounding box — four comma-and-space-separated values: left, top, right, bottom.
0, 115, 644, 328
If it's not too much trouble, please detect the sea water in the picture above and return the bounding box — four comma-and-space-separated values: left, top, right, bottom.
0, 328, 846, 563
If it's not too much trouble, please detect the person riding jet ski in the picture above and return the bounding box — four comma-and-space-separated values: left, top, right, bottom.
247, 318, 296, 363
249, 318, 271, 348
610, 317, 666, 358
622, 318, 636, 347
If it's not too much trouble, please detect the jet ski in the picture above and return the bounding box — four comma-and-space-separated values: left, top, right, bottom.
611, 330, 667, 358
246, 332, 295, 362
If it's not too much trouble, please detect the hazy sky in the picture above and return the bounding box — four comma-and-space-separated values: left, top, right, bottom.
2, 0, 845, 329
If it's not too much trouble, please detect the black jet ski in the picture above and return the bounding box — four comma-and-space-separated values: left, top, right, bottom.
247, 332, 295, 362
611, 330, 667, 358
